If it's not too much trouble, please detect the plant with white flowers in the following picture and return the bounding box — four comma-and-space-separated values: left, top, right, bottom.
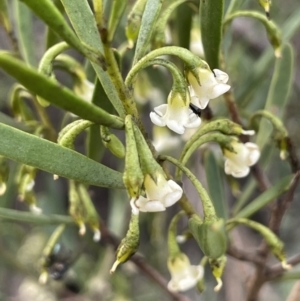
0, 0, 298, 300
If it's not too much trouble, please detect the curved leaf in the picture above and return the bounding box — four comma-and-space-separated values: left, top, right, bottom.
0, 51, 124, 129
0, 123, 125, 189
200, 0, 224, 69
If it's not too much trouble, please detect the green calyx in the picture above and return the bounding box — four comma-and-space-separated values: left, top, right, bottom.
188, 215, 228, 260
125, 0, 147, 48
68, 180, 101, 241
100, 126, 125, 159
123, 115, 144, 199
110, 213, 140, 273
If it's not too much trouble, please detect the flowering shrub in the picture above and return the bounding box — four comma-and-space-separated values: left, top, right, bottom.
0, 0, 299, 300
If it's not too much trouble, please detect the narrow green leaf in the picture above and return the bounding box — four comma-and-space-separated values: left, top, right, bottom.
0, 123, 125, 189
0, 51, 124, 129
204, 151, 228, 220
225, 0, 246, 15
108, 0, 128, 42
256, 43, 294, 149
175, 1, 192, 49
0, 207, 73, 225
0, 112, 31, 132
200, 0, 224, 69
19, 0, 106, 69
133, 0, 163, 65
0, 0, 10, 31
13, 0, 36, 66
235, 174, 294, 219
60, 0, 125, 117
237, 6, 300, 104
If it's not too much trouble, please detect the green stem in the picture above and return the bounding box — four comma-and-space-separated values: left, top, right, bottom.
125, 46, 206, 88
177, 132, 234, 179
0, 207, 73, 224
168, 211, 185, 257
38, 41, 71, 76
250, 110, 288, 138
125, 58, 186, 94
160, 155, 217, 221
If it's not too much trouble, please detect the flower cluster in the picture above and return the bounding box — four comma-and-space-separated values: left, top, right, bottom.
150, 67, 230, 135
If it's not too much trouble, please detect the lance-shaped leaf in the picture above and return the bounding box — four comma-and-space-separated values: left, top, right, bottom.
256, 43, 294, 149
235, 174, 294, 219
13, 0, 36, 66
133, 0, 163, 65
19, 0, 104, 66
0, 51, 124, 129
200, 0, 224, 69
0, 123, 125, 189
60, 0, 125, 117
204, 151, 228, 220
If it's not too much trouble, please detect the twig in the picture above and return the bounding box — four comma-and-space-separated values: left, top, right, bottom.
267, 253, 300, 280
268, 171, 300, 235
227, 245, 265, 266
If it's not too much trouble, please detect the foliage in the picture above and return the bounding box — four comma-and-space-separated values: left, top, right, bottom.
0, 0, 300, 300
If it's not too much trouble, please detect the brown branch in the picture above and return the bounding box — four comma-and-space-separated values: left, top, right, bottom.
266, 253, 300, 280
268, 171, 300, 235
100, 222, 192, 301
286, 137, 300, 173
227, 245, 265, 266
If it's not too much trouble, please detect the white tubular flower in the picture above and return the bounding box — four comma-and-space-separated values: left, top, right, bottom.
167, 253, 204, 292
188, 68, 230, 109
224, 141, 260, 178
133, 173, 183, 213
150, 91, 201, 134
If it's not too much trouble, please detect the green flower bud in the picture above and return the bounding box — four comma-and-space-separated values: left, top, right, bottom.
125, 0, 147, 48
68, 180, 86, 236
110, 213, 139, 273
123, 115, 144, 201
100, 126, 125, 158
188, 215, 228, 260
77, 184, 101, 242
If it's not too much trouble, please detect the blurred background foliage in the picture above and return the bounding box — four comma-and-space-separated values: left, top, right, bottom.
0, 0, 299, 300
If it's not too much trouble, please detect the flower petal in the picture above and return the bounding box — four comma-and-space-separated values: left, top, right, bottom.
150, 111, 166, 127
213, 69, 229, 83
208, 83, 231, 99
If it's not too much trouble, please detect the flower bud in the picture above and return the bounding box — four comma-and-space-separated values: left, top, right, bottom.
77, 184, 101, 242
100, 126, 125, 158
125, 0, 147, 48
110, 213, 139, 273
123, 116, 144, 203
